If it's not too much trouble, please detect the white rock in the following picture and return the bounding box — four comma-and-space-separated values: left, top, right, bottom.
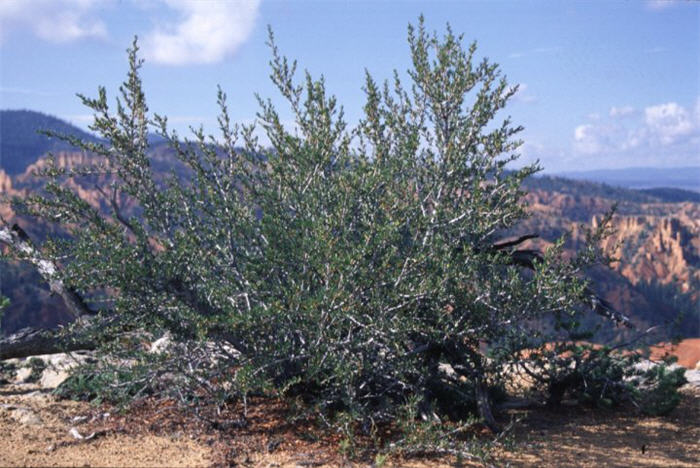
437, 362, 456, 377
10, 407, 42, 426
633, 359, 681, 373
40, 369, 72, 388
69, 427, 95, 440
13, 366, 33, 383
684, 370, 700, 387
149, 333, 173, 354
23, 352, 91, 389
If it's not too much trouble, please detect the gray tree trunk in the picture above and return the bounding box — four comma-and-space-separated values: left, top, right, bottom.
1, 223, 97, 360
0, 325, 96, 360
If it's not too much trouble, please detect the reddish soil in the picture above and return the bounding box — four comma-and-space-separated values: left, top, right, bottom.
650, 338, 700, 369
519, 338, 700, 369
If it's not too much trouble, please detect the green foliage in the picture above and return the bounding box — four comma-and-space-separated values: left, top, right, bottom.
633, 364, 687, 416
12, 19, 669, 448
54, 360, 153, 405
26, 357, 47, 383
523, 175, 659, 207
0, 360, 16, 385
635, 278, 700, 338
0, 294, 8, 332
520, 341, 686, 415
639, 187, 700, 203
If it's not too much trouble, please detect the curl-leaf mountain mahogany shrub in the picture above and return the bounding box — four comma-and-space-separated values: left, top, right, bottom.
16, 20, 676, 438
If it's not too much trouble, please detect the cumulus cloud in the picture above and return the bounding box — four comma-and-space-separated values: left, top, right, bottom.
573, 123, 619, 155
143, 0, 261, 65
572, 100, 700, 166
609, 106, 637, 118
0, 0, 107, 43
0, 0, 261, 66
644, 102, 693, 144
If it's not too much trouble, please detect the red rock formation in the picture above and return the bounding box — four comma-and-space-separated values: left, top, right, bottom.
594, 211, 699, 293
0, 169, 18, 220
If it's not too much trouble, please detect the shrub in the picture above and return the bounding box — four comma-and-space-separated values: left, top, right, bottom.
0, 294, 8, 332
12, 17, 674, 450
632, 361, 687, 416
54, 361, 150, 405
514, 339, 686, 415
26, 357, 47, 383
0, 360, 16, 385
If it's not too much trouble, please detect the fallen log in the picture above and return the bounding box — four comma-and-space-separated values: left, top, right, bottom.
1, 222, 99, 360
0, 324, 96, 360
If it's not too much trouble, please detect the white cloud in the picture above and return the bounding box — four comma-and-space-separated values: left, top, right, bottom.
609, 106, 637, 118
0, 0, 107, 44
644, 102, 693, 144
646, 0, 681, 11
143, 0, 261, 65
571, 100, 700, 167
573, 123, 617, 155
0, 0, 261, 66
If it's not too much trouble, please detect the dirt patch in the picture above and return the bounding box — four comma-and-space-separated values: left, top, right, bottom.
495, 387, 700, 467
0, 383, 698, 467
0, 384, 212, 467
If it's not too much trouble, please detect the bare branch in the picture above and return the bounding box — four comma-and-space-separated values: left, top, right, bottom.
0, 222, 94, 319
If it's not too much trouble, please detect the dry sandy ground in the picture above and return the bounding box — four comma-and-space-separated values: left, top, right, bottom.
0, 385, 212, 467
1, 382, 698, 468
495, 387, 700, 467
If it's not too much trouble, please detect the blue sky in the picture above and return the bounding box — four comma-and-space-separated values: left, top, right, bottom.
1, 0, 698, 172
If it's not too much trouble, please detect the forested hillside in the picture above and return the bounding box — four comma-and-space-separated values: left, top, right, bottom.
0, 110, 99, 175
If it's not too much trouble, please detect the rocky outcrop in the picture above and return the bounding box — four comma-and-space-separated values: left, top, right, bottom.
593, 211, 699, 293
525, 189, 615, 222
0, 169, 12, 194
19, 151, 105, 179
0, 169, 17, 220
524, 187, 698, 295
3, 350, 94, 389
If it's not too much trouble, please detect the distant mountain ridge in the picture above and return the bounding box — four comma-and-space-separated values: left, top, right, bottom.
0, 110, 167, 176
0, 110, 100, 175
554, 166, 700, 193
